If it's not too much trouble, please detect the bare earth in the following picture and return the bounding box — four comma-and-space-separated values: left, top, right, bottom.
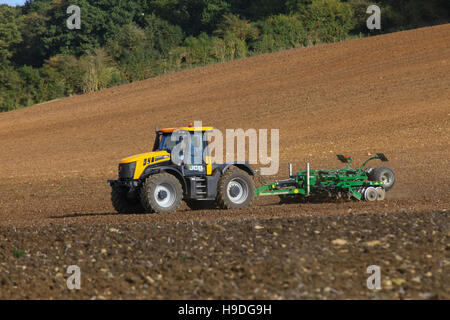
0, 24, 449, 299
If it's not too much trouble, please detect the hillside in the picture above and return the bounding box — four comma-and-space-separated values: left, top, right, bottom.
0, 24, 449, 226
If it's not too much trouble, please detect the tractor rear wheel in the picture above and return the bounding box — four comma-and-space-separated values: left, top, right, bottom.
371, 166, 395, 191
140, 173, 183, 213
111, 186, 144, 214
217, 167, 254, 209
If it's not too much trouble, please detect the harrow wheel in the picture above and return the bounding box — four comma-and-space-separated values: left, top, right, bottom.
371, 166, 395, 191
376, 187, 386, 201
364, 187, 378, 202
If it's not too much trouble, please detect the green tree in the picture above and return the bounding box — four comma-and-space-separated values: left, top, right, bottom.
80, 49, 119, 93
142, 14, 184, 57
37, 0, 109, 58
183, 32, 218, 65
230, 0, 287, 20
0, 65, 23, 112
0, 5, 22, 64
252, 14, 307, 53
301, 0, 355, 44
146, 0, 231, 35
214, 13, 258, 42
17, 65, 44, 106
106, 24, 147, 62
106, 24, 157, 81
286, 0, 313, 14
41, 55, 85, 99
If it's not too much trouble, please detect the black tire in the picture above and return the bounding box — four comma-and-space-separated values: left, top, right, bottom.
139, 173, 183, 213
111, 186, 144, 214
185, 200, 217, 210
371, 166, 395, 191
216, 167, 255, 209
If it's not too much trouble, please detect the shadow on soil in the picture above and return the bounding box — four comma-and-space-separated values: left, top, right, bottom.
49, 212, 142, 219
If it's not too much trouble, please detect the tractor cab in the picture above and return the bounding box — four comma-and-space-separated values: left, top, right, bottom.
152, 124, 214, 176
153, 124, 214, 167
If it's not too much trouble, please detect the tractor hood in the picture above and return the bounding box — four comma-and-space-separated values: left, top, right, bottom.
120, 151, 171, 164
119, 150, 171, 180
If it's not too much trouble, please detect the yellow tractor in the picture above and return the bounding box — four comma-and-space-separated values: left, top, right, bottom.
108, 124, 255, 213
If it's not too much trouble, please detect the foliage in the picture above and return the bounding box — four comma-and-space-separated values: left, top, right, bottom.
301, 0, 356, 45
0, 0, 448, 112
0, 5, 22, 64
252, 14, 307, 53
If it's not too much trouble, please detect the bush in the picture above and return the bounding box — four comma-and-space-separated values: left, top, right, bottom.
80, 49, 120, 93
0, 65, 23, 112
301, 0, 356, 45
143, 14, 184, 58
17, 65, 44, 106
41, 55, 85, 99
214, 14, 259, 42
182, 33, 218, 66
252, 14, 307, 53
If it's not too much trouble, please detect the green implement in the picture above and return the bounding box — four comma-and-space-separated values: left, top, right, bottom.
254, 153, 395, 202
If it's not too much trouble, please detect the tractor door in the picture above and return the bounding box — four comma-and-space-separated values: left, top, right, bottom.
183, 132, 208, 176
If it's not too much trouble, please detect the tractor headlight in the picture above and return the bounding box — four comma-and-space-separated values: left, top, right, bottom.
118, 162, 136, 179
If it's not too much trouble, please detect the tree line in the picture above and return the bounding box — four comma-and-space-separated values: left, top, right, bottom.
0, 0, 448, 112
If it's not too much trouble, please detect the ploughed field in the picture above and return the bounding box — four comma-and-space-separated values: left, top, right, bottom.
0, 24, 448, 299
0, 211, 448, 299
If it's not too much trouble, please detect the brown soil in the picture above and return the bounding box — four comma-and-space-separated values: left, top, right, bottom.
0, 211, 448, 300
0, 25, 449, 299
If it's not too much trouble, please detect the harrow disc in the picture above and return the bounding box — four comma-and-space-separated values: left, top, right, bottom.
364, 187, 378, 201
376, 187, 386, 201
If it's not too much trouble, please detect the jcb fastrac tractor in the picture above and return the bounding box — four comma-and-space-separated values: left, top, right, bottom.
108, 124, 255, 213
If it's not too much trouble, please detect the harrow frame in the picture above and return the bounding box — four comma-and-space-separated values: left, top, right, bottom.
254, 153, 391, 201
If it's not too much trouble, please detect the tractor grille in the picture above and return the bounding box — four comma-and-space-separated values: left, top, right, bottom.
118, 162, 136, 179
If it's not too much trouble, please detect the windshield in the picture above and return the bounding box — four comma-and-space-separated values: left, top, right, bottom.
158, 132, 209, 164
159, 134, 179, 152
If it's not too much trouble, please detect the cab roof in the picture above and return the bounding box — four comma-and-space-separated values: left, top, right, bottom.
158, 125, 214, 133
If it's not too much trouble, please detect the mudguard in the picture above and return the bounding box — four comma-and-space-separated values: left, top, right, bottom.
214, 162, 255, 176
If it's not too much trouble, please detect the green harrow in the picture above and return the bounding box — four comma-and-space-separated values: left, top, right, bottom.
255, 153, 395, 202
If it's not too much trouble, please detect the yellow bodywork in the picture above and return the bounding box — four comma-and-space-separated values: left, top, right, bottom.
119, 125, 215, 179
159, 126, 214, 133
120, 151, 171, 180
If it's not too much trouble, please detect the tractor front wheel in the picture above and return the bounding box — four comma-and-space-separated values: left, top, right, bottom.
111, 186, 144, 214
140, 173, 183, 213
